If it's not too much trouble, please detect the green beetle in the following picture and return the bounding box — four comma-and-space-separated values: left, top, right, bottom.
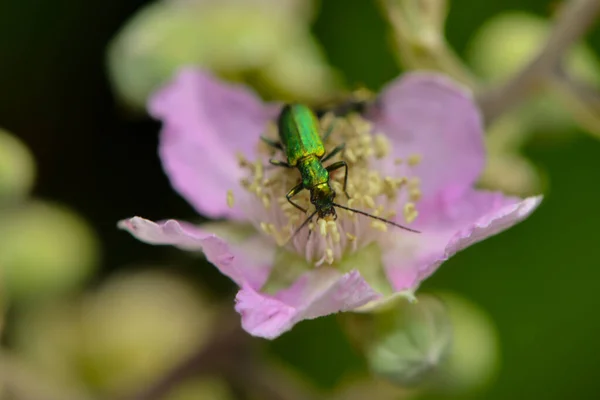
262, 104, 419, 235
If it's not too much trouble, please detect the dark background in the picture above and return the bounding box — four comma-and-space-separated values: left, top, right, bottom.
1, 0, 599, 399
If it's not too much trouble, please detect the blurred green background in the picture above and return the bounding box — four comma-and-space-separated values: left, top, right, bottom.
0, 0, 599, 399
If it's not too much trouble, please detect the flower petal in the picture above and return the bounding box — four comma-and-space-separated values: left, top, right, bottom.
118, 217, 273, 289
235, 268, 380, 339
384, 192, 542, 291
149, 68, 280, 220
370, 73, 485, 200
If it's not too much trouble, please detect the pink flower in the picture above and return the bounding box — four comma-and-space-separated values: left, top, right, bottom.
119, 68, 542, 339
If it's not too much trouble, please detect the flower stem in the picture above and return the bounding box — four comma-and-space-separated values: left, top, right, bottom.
478, 0, 600, 124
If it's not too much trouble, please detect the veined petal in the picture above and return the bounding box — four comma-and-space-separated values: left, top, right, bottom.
118, 217, 273, 289
370, 73, 485, 201
384, 192, 542, 291
235, 268, 380, 339
149, 68, 280, 221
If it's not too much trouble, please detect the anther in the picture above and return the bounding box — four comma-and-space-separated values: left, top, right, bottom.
403, 202, 419, 223
363, 195, 375, 209
325, 248, 334, 265
261, 196, 271, 209
371, 220, 388, 232
319, 219, 328, 237
260, 222, 270, 234
345, 148, 357, 163
409, 188, 422, 202
408, 154, 422, 166
408, 177, 421, 187
227, 190, 234, 208
373, 134, 390, 158
254, 160, 264, 180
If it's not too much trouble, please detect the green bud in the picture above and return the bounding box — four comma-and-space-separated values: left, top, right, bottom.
380, 0, 477, 88
0, 201, 99, 300
344, 294, 453, 387
13, 271, 214, 396
107, 0, 338, 111
427, 292, 500, 395
0, 129, 35, 202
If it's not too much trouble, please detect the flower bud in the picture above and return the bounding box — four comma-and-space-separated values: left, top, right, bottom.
12, 270, 215, 396
0, 129, 35, 202
344, 294, 452, 387
107, 0, 338, 111
380, 0, 477, 87
0, 201, 99, 300
427, 292, 500, 395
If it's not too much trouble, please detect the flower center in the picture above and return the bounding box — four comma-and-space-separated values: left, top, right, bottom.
234, 111, 422, 266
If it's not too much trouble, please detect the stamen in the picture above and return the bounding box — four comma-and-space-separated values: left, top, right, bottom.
319, 219, 328, 237
238, 109, 422, 265
227, 190, 234, 208
373, 134, 390, 158
325, 248, 334, 265
409, 188, 422, 202
260, 222, 270, 234
345, 148, 357, 163
327, 221, 341, 243
403, 202, 419, 223
261, 195, 271, 209
254, 160, 264, 181
408, 154, 422, 166
371, 220, 388, 231
408, 177, 421, 187
363, 195, 376, 209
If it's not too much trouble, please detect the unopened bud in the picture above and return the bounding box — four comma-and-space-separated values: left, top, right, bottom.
344, 294, 452, 386
0, 129, 35, 202
380, 0, 476, 87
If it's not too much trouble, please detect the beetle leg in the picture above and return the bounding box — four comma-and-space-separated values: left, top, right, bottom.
286, 183, 308, 213
326, 160, 351, 199
261, 136, 283, 150
321, 142, 345, 163
269, 159, 292, 168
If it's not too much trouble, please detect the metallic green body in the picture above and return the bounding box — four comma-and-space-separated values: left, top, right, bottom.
265, 103, 419, 234
278, 104, 326, 167
277, 104, 337, 218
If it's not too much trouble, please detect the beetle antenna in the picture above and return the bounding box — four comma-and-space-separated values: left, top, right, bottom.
285, 209, 319, 245
332, 203, 420, 233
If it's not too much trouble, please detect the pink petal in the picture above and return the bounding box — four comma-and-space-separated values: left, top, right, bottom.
384, 192, 542, 291
235, 268, 380, 339
149, 68, 280, 221
118, 217, 272, 289
370, 73, 485, 201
